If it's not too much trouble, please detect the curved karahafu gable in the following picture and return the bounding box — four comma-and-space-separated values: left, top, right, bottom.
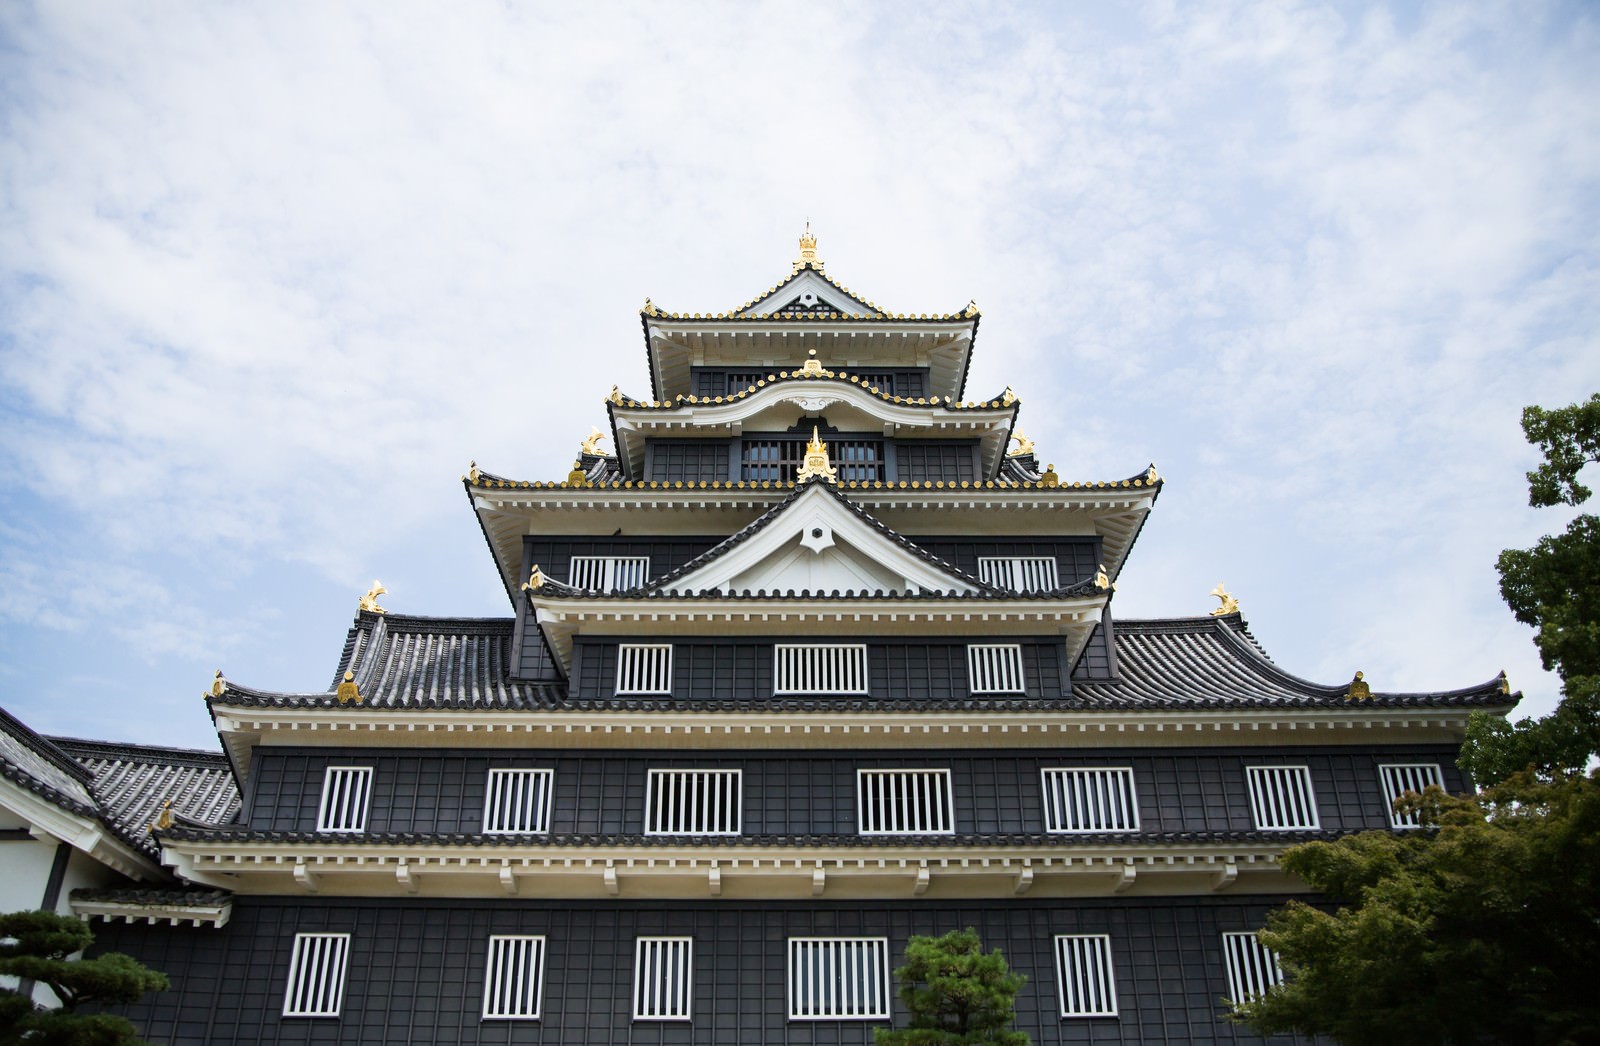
605, 369, 1019, 482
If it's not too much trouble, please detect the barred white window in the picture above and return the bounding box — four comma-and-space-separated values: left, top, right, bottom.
644, 769, 742, 835
1054, 935, 1118, 1017
616, 644, 673, 695
774, 643, 868, 695
282, 933, 350, 1018
1379, 763, 1445, 829
977, 556, 1059, 592
569, 555, 650, 590
1041, 768, 1140, 833
967, 644, 1026, 694
482, 769, 554, 834
316, 767, 373, 833
1246, 765, 1321, 831
1222, 932, 1284, 1004
857, 769, 955, 835
482, 935, 546, 1019
633, 936, 693, 1020
788, 938, 890, 1020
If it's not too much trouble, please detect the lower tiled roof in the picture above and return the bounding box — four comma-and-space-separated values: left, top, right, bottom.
1073, 615, 1509, 709
50, 738, 240, 848
70, 886, 231, 906
207, 611, 1511, 714
0, 708, 100, 817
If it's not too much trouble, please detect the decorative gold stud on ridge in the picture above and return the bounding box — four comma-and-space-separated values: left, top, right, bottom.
795, 426, 839, 484
522, 566, 547, 591
1345, 671, 1372, 702
358, 581, 388, 615
336, 670, 363, 705
1209, 584, 1240, 617
799, 348, 829, 378
150, 800, 174, 833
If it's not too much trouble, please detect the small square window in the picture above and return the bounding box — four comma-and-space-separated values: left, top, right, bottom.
633, 936, 693, 1020
774, 644, 868, 694
967, 644, 1026, 694
788, 937, 890, 1020
1246, 766, 1320, 830
857, 769, 955, 834
482, 935, 546, 1019
616, 644, 673, 695
482, 769, 554, 834
1041, 768, 1139, 833
1222, 932, 1283, 1005
282, 933, 350, 1018
316, 767, 373, 833
1054, 935, 1118, 1017
644, 769, 741, 835
1378, 763, 1444, 828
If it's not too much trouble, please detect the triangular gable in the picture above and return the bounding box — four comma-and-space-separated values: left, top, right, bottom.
738, 268, 884, 318
658, 481, 981, 596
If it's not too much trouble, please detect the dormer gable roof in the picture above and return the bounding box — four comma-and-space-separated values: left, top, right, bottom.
735, 266, 884, 318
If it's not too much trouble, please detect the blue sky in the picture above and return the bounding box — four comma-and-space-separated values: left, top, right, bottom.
2, 1, 1597, 749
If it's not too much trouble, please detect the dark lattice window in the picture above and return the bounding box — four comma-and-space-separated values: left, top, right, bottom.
896, 442, 976, 483
725, 372, 764, 395
855, 372, 897, 396
647, 440, 729, 483
740, 437, 884, 482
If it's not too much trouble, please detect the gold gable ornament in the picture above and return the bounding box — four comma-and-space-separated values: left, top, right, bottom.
1001, 386, 1017, 407
1094, 563, 1113, 593
336, 670, 363, 705
793, 221, 823, 274
566, 460, 590, 486
1346, 671, 1372, 702
1039, 463, 1060, 488
798, 348, 830, 378
1497, 670, 1511, 696
1208, 584, 1240, 617
795, 426, 839, 484
150, 800, 173, 833
580, 427, 609, 456
1145, 464, 1160, 485
358, 581, 388, 615
522, 565, 547, 591
208, 669, 226, 699
465, 460, 482, 484
1008, 430, 1036, 457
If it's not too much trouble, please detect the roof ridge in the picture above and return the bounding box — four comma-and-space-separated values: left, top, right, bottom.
47, 736, 229, 767
0, 705, 94, 785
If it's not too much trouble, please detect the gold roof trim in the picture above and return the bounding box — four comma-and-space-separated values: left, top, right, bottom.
1208, 584, 1239, 617
335, 670, 363, 705
794, 426, 839, 484
358, 581, 388, 615
1345, 671, 1371, 702
475, 474, 1159, 493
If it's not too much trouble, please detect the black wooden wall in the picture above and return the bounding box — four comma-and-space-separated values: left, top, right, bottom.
91, 895, 1322, 1045
244, 744, 1468, 838
567, 637, 1072, 703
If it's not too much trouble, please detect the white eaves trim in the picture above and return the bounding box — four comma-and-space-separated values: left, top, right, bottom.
0, 776, 161, 880
72, 895, 232, 928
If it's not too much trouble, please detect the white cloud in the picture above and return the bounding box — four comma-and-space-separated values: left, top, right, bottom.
0, 1, 1595, 746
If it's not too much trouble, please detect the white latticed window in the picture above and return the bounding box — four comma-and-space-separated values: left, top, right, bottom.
787, 938, 891, 1020
774, 643, 868, 695
569, 555, 650, 590
1054, 935, 1118, 1017
316, 767, 373, 833
282, 933, 350, 1018
967, 643, 1026, 694
1246, 766, 1320, 831
482, 936, 546, 1019
977, 556, 1059, 592
615, 644, 674, 695
644, 769, 742, 835
1379, 763, 1444, 829
1041, 768, 1140, 833
857, 769, 955, 835
1222, 932, 1284, 1004
633, 937, 693, 1020
482, 769, 554, 834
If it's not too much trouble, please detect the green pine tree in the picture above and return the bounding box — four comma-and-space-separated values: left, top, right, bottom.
0, 910, 168, 1046
874, 928, 1030, 1046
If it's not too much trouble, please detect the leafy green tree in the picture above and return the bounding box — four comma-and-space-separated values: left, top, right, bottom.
0, 910, 167, 1046
1230, 772, 1600, 1045
1461, 394, 1600, 783
1233, 396, 1600, 1044
875, 928, 1030, 1046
